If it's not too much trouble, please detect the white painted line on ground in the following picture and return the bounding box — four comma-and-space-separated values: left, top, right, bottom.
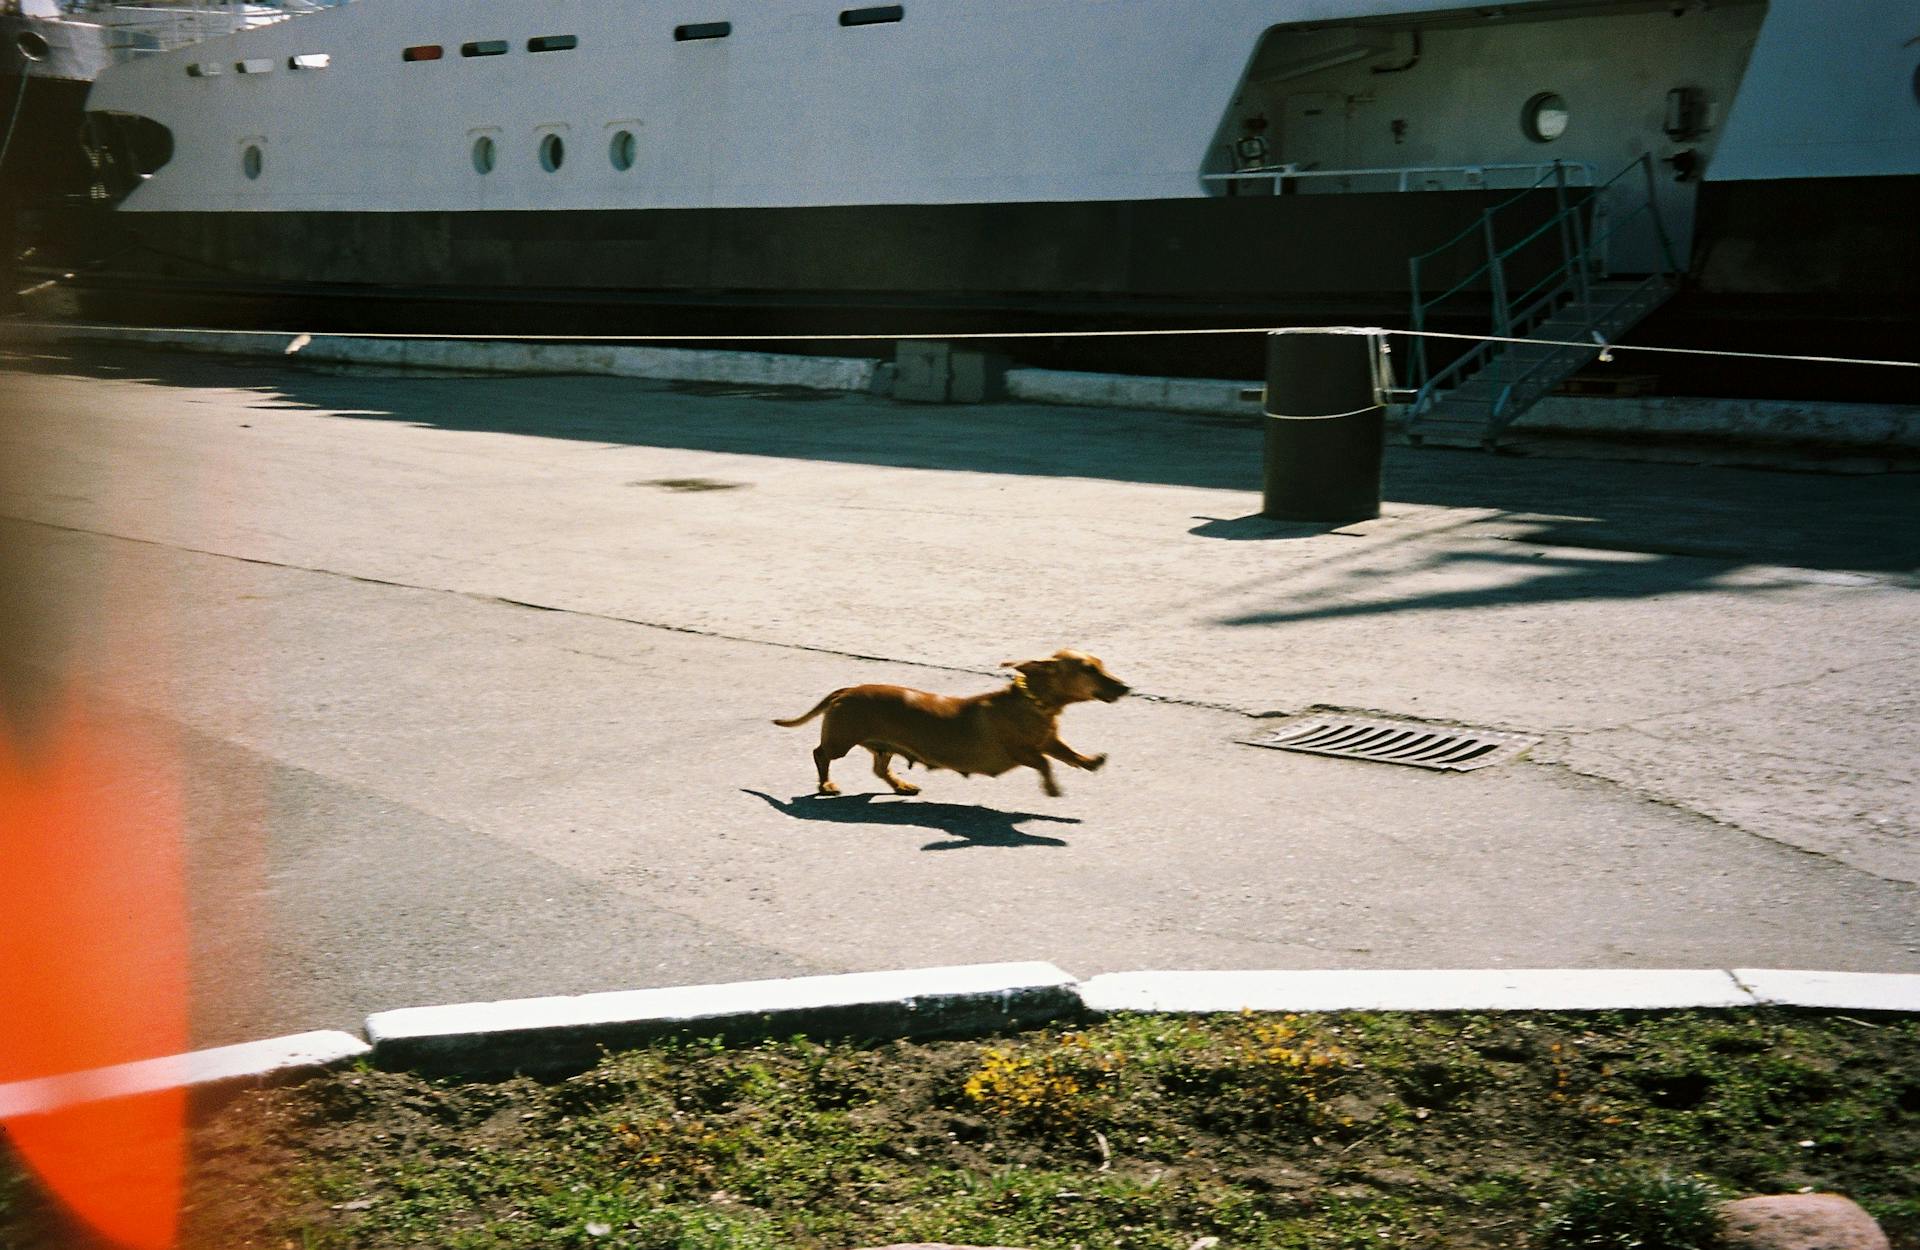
1734, 969, 1920, 1013
0, 1030, 370, 1121
1076, 969, 1759, 1015
365, 961, 1082, 1076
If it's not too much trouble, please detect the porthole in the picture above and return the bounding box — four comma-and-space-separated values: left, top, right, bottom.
539, 133, 565, 172
472, 134, 496, 174
16, 31, 51, 61
609, 129, 637, 171
242, 144, 263, 180
1522, 92, 1570, 143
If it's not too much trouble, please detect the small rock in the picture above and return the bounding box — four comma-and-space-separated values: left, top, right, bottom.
1720, 1194, 1889, 1250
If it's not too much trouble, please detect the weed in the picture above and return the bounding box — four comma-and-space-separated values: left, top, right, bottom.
1538, 1168, 1726, 1250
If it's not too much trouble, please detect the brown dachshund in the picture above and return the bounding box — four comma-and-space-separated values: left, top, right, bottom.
774, 650, 1130, 797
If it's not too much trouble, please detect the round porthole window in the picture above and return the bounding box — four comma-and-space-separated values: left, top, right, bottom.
242, 144, 263, 179
540, 133, 565, 172
609, 129, 637, 171
16, 31, 51, 61
472, 135, 496, 174
1522, 92, 1570, 143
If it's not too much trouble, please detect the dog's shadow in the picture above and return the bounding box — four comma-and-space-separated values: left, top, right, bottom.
742, 790, 1078, 851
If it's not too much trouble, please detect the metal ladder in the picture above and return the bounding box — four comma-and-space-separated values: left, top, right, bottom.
1399, 154, 1680, 449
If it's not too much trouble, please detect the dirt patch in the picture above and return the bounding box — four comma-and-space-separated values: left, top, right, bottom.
4, 1010, 1916, 1249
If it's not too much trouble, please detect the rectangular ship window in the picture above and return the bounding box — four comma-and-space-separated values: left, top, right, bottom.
840, 5, 904, 25
402, 44, 444, 62
527, 34, 579, 52
186, 62, 223, 77
460, 40, 510, 57
234, 58, 274, 74
288, 53, 331, 70
674, 22, 731, 41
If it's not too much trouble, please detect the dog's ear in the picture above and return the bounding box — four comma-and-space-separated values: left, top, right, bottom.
1002, 657, 1042, 673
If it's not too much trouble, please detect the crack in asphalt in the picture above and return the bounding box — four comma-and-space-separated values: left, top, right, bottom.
1525, 753, 1920, 894
2, 513, 1244, 710
13, 514, 1917, 901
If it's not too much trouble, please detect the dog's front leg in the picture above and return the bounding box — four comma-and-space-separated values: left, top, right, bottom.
1045, 739, 1107, 772
1021, 752, 1064, 798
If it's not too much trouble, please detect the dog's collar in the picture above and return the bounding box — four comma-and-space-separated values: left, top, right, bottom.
1009, 671, 1054, 713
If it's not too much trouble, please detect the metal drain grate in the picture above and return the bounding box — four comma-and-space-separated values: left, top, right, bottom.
1243, 714, 1539, 772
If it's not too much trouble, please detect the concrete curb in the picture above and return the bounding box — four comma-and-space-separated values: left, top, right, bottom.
1732, 968, 1920, 1012
5, 322, 885, 393
0, 1030, 369, 1121
364, 961, 1083, 1077
10, 321, 1914, 450
1077, 969, 1760, 1015
3, 967, 1916, 1116
1004, 367, 1261, 418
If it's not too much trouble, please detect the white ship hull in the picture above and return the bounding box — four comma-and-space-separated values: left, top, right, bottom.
35, 0, 1920, 392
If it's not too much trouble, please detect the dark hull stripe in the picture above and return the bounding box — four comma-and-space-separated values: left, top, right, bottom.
18, 177, 1918, 399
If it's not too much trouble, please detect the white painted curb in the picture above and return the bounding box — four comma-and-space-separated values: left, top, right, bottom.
0, 1030, 369, 1120
3, 969, 1914, 1116
365, 961, 1081, 1076
1735, 968, 1920, 1012
1081, 969, 1764, 1015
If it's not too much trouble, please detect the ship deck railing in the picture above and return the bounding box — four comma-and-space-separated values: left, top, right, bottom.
1200, 160, 1598, 196
88, 0, 322, 57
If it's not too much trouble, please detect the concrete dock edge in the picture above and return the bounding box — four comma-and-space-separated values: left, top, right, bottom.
9, 321, 1914, 450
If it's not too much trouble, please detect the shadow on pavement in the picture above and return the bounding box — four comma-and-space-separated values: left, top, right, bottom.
741, 789, 1077, 851
1220, 544, 1751, 627
14, 344, 1919, 575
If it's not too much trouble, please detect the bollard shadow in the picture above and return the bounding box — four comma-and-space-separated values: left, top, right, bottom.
1188, 514, 1346, 541
741, 789, 1077, 851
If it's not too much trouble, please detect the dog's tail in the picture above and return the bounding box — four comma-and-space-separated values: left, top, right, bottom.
772, 691, 844, 728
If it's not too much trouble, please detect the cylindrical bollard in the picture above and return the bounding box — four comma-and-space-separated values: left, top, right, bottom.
1262, 331, 1384, 523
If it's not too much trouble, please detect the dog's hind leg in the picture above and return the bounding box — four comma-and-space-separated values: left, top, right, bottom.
868, 747, 921, 796
811, 726, 858, 795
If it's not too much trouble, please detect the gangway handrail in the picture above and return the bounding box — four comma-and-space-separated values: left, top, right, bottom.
1405, 153, 1678, 422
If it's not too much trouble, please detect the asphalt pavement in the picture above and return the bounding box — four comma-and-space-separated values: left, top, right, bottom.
2, 342, 1916, 1049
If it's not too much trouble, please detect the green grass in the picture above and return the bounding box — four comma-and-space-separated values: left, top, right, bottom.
4, 1010, 1915, 1249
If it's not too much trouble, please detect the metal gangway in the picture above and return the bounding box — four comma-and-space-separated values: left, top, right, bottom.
1398, 154, 1680, 448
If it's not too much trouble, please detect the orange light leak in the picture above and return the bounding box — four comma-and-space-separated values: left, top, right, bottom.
1, 690, 189, 1250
